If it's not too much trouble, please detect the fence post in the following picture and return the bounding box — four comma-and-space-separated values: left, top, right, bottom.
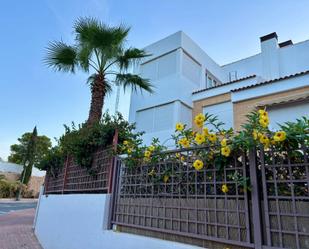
62, 155, 69, 194
108, 129, 118, 193
107, 157, 120, 229
249, 147, 263, 249
44, 173, 49, 195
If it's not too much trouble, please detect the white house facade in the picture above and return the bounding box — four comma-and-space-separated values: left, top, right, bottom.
129, 31, 309, 145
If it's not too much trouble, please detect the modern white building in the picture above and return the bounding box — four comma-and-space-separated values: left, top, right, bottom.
129, 31, 309, 146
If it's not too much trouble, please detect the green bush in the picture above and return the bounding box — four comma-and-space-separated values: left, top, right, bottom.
0, 176, 29, 198
37, 112, 141, 172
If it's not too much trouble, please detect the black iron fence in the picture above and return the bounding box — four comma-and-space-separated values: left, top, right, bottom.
110, 145, 309, 249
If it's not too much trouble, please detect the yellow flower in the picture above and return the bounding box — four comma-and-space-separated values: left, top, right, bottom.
148, 169, 155, 176
221, 146, 231, 157
195, 133, 206, 145
182, 139, 190, 148
259, 134, 269, 145
273, 131, 286, 142
163, 175, 169, 183
259, 117, 269, 128
180, 156, 185, 161
208, 133, 217, 143
148, 145, 155, 152
195, 113, 206, 122
193, 159, 204, 171
176, 153, 180, 158
220, 138, 227, 147
127, 148, 132, 154
258, 109, 268, 117
123, 140, 129, 145
202, 127, 209, 137
194, 119, 204, 128
194, 113, 206, 128
144, 150, 151, 158
175, 122, 184, 131
252, 130, 258, 140
179, 138, 190, 148
221, 184, 229, 193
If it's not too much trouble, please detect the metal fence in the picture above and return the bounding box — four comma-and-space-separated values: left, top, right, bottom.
110, 145, 309, 249
44, 146, 114, 194
259, 145, 309, 249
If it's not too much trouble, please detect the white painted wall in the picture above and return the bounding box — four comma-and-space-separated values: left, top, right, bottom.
192, 76, 260, 101
0, 161, 45, 177
135, 100, 191, 147
222, 54, 262, 82
279, 40, 309, 77
222, 37, 309, 81
129, 31, 309, 147
203, 101, 234, 129
231, 74, 309, 103
268, 101, 309, 130
34, 194, 203, 249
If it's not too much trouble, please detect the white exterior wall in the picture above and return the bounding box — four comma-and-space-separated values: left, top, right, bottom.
231, 74, 309, 103
129, 31, 225, 145
0, 161, 45, 177
34, 194, 202, 249
192, 76, 260, 101
203, 101, 234, 129
135, 100, 191, 147
222, 38, 309, 82
129, 31, 309, 145
279, 40, 309, 77
221, 54, 262, 82
268, 102, 309, 130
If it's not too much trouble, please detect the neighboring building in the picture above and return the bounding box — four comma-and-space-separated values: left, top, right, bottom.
129, 31, 309, 146
0, 161, 45, 197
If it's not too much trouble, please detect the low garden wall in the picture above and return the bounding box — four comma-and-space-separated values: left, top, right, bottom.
34, 193, 204, 249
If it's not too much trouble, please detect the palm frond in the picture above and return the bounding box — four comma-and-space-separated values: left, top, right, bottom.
115, 73, 154, 94
74, 17, 129, 52
77, 45, 92, 72
117, 48, 151, 70
44, 41, 78, 73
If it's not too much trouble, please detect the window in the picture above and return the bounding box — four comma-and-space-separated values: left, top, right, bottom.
205, 70, 220, 88
268, 101, 309, 130
182, 52, 201, 85
135, 103, 174, 133
140, 50, 177, 81
203, 101, 234, 129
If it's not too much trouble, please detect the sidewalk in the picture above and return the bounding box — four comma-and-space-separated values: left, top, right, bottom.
0, 198, 38, 203
0, 208, 42, 249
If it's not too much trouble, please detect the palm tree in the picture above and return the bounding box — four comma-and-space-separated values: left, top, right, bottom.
45, 17, 153, 125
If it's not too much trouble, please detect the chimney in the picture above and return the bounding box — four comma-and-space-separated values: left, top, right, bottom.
260, 32, 280, 80
279, 40, 293, 48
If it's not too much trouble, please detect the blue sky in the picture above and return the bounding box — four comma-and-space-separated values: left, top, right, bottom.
1, 0, 309, 160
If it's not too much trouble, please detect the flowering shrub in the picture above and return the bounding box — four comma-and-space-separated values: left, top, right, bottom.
38, 112, 140, 173
120, 109, 309, 193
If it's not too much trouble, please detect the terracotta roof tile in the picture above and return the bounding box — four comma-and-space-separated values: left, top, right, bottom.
231, 70, 309, 92
192, 75, 256, 95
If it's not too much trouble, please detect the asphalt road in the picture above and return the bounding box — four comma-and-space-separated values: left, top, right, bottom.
0, 202, 37, 215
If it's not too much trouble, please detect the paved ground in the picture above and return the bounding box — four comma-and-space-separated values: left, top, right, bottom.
0, 208, 42, 249
0, 201, 37, 215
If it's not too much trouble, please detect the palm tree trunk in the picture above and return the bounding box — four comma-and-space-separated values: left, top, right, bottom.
87, 74, 106, 125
